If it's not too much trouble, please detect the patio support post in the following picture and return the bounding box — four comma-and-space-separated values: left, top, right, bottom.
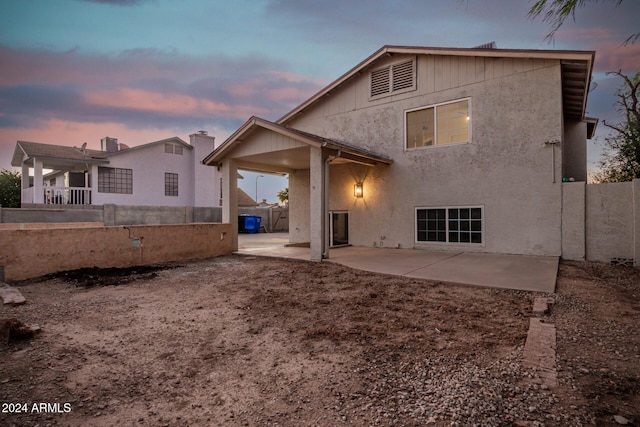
309, 146, 324, 261
221, 158, 239, 252
33, 158, 44, 204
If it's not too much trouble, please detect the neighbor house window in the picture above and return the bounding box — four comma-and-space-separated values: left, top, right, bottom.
416, 207, 482, 244
165, 173, 178, 196
98, 167, 132, 194
164, 143, 184, 155
406, 99, 470, 149
370, 58, 416, 99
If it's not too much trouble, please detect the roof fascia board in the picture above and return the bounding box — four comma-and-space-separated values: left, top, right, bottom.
11, 143, 28, 166
203, 116, 259, 165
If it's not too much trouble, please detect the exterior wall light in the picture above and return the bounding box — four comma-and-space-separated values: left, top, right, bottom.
354, 182, 363, 198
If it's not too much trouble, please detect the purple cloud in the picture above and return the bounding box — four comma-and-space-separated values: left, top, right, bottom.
0, 44, 326, 134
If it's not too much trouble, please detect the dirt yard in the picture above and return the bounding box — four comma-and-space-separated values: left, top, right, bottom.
1, 255, 639, 426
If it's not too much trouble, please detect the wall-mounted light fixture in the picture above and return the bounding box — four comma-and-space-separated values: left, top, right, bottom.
354, 182, 363, 198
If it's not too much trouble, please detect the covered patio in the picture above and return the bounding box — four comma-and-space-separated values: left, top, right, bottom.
203, 116, 393, 261
238, 233, 558, 293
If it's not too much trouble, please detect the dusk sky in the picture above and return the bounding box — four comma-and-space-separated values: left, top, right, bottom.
1, 0, 639, 201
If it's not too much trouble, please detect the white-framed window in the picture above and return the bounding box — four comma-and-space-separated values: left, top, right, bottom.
416, 206, 483, 244
165, 173, 178, 197
405, 98, 471, 149
370, 58, 416, 99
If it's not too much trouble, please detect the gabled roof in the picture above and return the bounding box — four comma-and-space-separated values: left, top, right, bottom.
277, 45, 595, 124
93, 136, 191, 159
203, 116, 393, 167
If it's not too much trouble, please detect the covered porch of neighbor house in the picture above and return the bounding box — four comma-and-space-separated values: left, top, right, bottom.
203, 117, 393, 261
11, 141, 108, 206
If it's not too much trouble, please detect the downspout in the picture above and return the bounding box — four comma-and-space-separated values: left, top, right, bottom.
322, 148, 341, 259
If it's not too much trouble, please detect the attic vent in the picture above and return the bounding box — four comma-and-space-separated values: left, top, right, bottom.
392, 60, 415, 91
370, 58, 416, 99
371, 68, 390, 97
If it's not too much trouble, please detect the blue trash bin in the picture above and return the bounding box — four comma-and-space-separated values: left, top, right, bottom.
239, 215, 261, 233
244, 215, 261, 233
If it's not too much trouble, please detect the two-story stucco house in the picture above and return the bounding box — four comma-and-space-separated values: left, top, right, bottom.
12, 131, 219, 208
205, 44, 597, 261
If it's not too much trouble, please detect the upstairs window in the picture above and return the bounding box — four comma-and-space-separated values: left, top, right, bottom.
370, 58, 416, 99
406, 98, 471, 149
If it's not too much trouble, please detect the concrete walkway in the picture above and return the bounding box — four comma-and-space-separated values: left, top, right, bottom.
237, 233, 558, 293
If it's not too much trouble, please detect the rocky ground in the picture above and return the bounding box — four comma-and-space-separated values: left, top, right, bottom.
1, 256, 639, 426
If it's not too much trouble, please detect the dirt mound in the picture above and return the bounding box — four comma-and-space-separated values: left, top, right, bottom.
47, 264, 174, 287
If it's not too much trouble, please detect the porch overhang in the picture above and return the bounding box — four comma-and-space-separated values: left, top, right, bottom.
16, 155, 109, 172
202, 116, 393, 170
11, 140, 110, 172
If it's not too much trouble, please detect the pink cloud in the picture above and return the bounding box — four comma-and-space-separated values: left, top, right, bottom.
591, 42, 640, 73
555, 27, 619, 43
227, 83, 258, 98
266, 86, 310, 103
83, 88, 238, 118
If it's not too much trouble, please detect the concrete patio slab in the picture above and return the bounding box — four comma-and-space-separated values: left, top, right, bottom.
237, 233, 309, 260
326, 246, 461, 276
237, 233, 558, 293
405, 251, 559, 293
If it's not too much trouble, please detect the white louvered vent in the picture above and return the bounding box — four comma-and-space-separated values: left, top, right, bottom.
392, 60, 414, 91
371, 67, 390, 97
370, 57, 416, 99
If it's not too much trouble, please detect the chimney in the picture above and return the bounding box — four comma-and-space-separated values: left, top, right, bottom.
101, 137, 119, 153
189, 130, 215, 148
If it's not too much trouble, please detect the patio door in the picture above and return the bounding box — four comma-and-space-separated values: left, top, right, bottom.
330, 211, 349, 247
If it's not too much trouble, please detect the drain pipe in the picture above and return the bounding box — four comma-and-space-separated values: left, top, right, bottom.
322, 149, 341, 259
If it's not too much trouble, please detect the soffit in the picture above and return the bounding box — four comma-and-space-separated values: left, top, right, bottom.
561, 60, 592, 120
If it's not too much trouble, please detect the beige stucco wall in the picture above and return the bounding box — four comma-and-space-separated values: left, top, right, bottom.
289, 169, 311, 244
288, 54, 565, 256
0, 223, 232, 281
585, 182, 634, 262
561, 182, 586, 260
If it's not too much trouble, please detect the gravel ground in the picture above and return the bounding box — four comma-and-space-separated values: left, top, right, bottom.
1, 256, 639, 426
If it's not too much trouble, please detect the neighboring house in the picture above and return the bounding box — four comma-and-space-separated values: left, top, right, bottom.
204, 44, 597, 261
238, 188, 258, 207
11, 132, 219, 207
